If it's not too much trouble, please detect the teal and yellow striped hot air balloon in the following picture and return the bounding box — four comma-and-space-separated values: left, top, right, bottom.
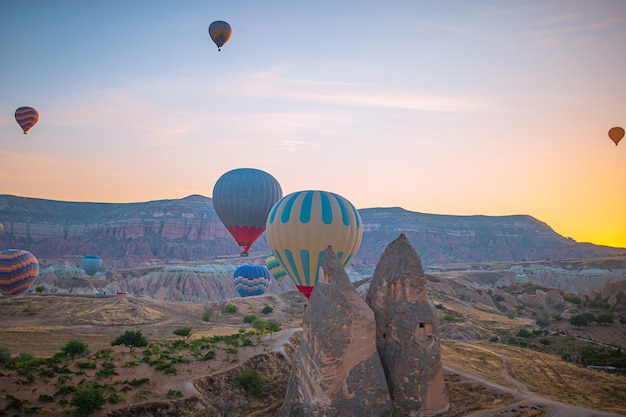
233, 265, 271, 297
266, 190, 362, 299
0, 249, 39, 296
265, 252, 287, 282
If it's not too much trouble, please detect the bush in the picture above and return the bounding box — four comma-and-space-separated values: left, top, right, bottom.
243, 315, 257, 324
223, 304, 237, 313
442, 314, 456, 322
261, 305, 274, 315
596, 313, 614, 324
70, 386, 105, 416
506, 309, 516, 319
111, 331, 148, 352
173, 326, 193, 340
202, 311, 211, 322
570, 314, 588, 328
35, 285, 45, 293
516, 328, 533, 338
236, 369, 263, 397
0, 345, 11, 365
61, 340, 89, 360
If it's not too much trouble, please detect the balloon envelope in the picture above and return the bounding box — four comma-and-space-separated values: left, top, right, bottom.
608, 127, 624, 146
265, 252, 287, 281
209, 20, 232, 50
0, 223, 3, 234
0, 249, 39, 296
212, 168, 282, 255
15, 106, 39, 134
81, 255, 103, 276
266, 190, 362, 299
233, 265, 271, 297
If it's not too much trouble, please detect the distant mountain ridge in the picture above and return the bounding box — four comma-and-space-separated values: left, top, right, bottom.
1, 194, 624, 273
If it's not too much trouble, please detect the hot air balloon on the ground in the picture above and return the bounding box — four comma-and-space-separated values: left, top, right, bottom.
266, 190, 362, 299
212, 168, 282, 256
15, 107, 39, 134
209, 20, 232, 51
608, 127, 624, 146
0, 249, 39, 296
81, 255, 103, 276
233, 265, 271, 297
265, 252, 287, 281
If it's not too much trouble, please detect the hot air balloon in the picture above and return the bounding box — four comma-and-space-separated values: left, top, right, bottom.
0, 249, 39, 296
266, 190, 362, 299
81, 255, 103, 276
15, 106, 39, 134
212, 168, 282, 256
209, 20, 232, 51
265, 252, 287, 281
233, 265, 271, 297
0, 223, 4, 234
608, 127, 624, 146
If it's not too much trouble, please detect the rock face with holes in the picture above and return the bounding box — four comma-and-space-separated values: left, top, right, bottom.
366, 233, 449, 416
279, 246, 393, 417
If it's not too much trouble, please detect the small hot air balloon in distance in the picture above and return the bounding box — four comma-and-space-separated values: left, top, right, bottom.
0, 249, 39, 296
265, 252, 287, 282
212, 168, 282, 257
0, 223, 4, 234
608, 127, 624, 146
15, 106, 39, 134
233, 265, 271, 297
81, 255, 103, 276
266, 190, 363, 299
209, 20, 232, 51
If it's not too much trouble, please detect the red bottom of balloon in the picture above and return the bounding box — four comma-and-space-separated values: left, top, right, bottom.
296, 285, 314, 299
226, 225, 265, 252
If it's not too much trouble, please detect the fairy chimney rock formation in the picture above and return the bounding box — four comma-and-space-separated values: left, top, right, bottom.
366, 233, 449, 416
279, 246, 393, 417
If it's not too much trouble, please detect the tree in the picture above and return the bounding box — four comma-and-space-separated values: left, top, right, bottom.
111, 331, 147, 352
223, 304, 237, 313
596, 313, 614, 325
261, 305, 273, 315
535, 312, 551, 329
266, 321, 281, 339
173, 326, 193, 340
35, 285, 45, 293
570, 314, 588, 328
61, 340, 89, 360
236, 369, 264, 397
506, 309, 516, 319
252, 319, 266, 331
70, 386, 105, 416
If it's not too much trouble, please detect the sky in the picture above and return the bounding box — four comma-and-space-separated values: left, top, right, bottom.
1, 1, 625, 248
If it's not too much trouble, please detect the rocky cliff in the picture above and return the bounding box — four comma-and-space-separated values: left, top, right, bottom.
1, 194, 625, 272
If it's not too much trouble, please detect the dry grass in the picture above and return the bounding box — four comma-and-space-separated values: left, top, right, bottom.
441, 340, 626, 415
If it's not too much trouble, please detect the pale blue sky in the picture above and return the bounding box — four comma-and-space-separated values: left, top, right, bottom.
1, 1, 625, 246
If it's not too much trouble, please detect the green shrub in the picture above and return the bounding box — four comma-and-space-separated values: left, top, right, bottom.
516, 328, 533, 338
506, 309, 516, 319
76, 361, 97, 370
202, 311, 211, 322
173, 326, 193, 340
243, 315, 257, 324
38, 394, 54, 402
166, 389, 183, 399
61, 340, 90, 360
70, 386, 105, 416
0, 345, 11, 365
236, 369, 263, 397
442, 314, 456, 322
261, 305, 274, 314
35, 285, 45, 293
223, 304, 237, 313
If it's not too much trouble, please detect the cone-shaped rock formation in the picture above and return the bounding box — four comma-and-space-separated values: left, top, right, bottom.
366, 233, 449, 416
279, 246, 393, 417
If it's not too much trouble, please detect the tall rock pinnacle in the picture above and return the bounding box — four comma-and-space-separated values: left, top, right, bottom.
365, 234, 449, 416
279, 246, 393, 417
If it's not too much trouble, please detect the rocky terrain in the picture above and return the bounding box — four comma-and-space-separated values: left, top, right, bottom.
1, 194, 625, 273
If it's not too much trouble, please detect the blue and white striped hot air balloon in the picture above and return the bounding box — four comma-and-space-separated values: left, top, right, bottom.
266, 190, 362, 299
233, 265, 271, 297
